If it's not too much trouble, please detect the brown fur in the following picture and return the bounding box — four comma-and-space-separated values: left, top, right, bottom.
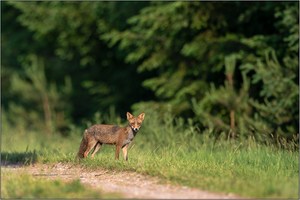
77, 112, 145, 161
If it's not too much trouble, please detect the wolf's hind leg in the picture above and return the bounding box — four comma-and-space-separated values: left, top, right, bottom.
91, 142, 102, 158
115, 145, 121, 160
83, 139, 98, 158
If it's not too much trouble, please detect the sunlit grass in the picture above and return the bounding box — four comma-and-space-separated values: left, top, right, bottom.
2, 111, 298, 198
77, 143, 297, 198
1, 171, 120, 198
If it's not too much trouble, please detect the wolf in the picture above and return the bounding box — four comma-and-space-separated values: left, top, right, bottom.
77, 112, 145, 161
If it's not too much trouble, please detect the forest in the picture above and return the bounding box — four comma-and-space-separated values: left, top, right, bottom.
1, 2, 299, 198
2, 1, 299, 147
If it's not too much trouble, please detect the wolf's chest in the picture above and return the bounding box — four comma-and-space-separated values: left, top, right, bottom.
122, 131, 135, 146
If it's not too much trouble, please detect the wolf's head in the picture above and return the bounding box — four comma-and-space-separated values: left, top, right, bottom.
126, 112, 145, 132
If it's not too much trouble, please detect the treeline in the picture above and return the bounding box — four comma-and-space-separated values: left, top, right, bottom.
2, 2, 299, 146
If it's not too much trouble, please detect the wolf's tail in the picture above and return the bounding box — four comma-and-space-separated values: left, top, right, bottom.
76, 130, 88, 160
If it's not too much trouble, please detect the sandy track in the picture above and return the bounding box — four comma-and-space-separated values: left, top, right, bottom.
2, 163, 239, 199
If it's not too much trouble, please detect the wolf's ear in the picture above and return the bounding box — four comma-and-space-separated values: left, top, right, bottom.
138, 112, 145, 121
127, 112, 134, 120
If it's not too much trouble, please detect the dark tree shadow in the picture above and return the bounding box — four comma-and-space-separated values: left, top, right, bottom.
1, 151, 38, 166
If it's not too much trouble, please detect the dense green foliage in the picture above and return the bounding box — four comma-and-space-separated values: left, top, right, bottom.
2, 2, 299, 146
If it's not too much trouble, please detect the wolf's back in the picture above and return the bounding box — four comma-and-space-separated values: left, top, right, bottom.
86, 124, 122, 144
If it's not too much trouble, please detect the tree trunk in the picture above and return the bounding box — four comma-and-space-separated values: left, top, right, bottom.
42, 93, 52, 135
227, 73, 235, 138
230, 109, 235, 138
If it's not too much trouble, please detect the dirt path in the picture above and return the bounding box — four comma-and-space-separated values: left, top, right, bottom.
2, 163, 239, 199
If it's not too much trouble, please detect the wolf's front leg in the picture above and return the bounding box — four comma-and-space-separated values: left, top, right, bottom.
122, 144, 129, 161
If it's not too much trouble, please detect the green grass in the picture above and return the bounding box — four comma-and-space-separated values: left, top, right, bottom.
77, 143, 297, 198
2, 111, 298, 198
1, 171, 120, 198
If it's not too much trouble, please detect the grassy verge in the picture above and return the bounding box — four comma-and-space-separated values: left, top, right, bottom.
78, 143, 297, 198
2, 112, 298, 198
1, 170, 120, 198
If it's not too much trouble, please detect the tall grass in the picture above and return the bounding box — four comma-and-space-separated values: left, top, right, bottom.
1, 109, 298, 198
